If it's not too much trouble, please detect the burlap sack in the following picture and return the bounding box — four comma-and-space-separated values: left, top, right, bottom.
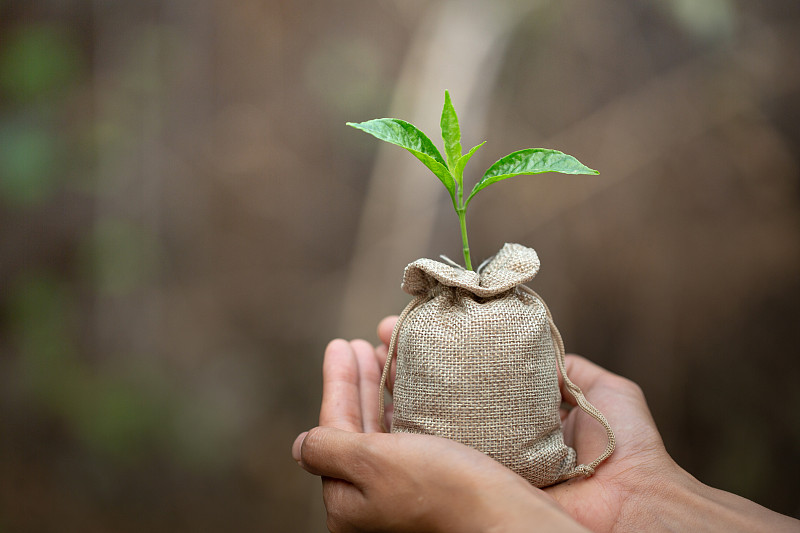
379, 243, 615, 487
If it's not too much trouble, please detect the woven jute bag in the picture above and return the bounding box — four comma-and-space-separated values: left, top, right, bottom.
378, 243, 615, 487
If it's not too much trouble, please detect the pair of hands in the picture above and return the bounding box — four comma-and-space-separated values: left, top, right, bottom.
292, 317, 796, 532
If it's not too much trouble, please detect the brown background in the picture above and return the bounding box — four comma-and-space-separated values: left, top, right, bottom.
1, 0, 798, 531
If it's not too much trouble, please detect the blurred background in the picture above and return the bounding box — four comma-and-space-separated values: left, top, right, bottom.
1, 0, 798, 530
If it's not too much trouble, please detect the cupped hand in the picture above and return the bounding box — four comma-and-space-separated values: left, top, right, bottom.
374, 317, 679, 532
368, 317, 680, 531
292, 332, 585, 533
544, 353, 678, 531
294, 316, 800, 533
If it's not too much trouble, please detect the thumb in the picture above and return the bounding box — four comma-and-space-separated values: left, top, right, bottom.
292, 426, 370, 483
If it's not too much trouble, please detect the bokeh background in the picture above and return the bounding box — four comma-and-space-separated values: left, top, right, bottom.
1, 0, 799, 531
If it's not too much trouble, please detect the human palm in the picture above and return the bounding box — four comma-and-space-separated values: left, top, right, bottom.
373, 316, 672, 532
545, 353, 673, 531
294, 317, 798, 532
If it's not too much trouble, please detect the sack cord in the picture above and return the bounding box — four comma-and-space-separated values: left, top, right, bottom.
518, 285, 616, 478
378, 295, 426, 432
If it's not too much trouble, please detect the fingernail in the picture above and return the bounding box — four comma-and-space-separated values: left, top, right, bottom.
292, 431, 308, 463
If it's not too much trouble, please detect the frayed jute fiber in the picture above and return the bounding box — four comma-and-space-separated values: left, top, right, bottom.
379, 243, 615, 487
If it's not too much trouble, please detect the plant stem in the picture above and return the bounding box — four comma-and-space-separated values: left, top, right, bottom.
457, 207, 473, 270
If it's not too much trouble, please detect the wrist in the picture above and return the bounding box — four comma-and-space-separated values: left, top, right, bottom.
497, 504, 590, 533
620, 464, 798, 531
477, 481, 589, 533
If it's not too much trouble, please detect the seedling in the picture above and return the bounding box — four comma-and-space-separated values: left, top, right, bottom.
347, 91, 598, 270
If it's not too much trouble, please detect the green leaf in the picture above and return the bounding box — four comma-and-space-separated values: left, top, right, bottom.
467, 148, 598, 203
440, 91, 462, 174
347, 118, 446, 165
347, 118, 456, 201
454, 141, 485, 188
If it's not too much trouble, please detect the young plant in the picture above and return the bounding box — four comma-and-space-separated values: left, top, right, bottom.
347, 91, 598, 271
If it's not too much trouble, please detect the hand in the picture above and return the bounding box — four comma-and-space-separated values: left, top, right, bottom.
543, 338, 799, 532
294, 317, 800, 532
292, 330, 585, 532
544, 350, 680, 531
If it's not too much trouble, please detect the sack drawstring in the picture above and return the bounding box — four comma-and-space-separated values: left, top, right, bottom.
378, 295, 426, 431
518, 285, 616, 478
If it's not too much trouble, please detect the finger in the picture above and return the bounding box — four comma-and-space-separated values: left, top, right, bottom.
292, 431, 308, 464
376, 316, 400, 427
382, 403, 394, 431
351, 339, 382, 433
322, 477, 366, 533
557, 355, 628, 464
320, 339, 363, 431
373, 344, 397, 394
558, 354, 612, 407
377, 316, 398, 346
297, 426, 369, 483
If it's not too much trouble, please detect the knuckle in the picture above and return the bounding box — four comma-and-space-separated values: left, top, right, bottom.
325, 514, 353, 533
300, 426, 326, 464
325, 516, 340, 533
613, 375, 645, 400
352, 434, 380, 473
325, 507, 345, 533
326, 338, 349, 352
322, 481, 353, 533
350, 338, 372, 351
358, 433, 380, 459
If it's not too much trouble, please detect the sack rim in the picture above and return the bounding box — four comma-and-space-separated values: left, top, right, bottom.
401, 243, 541, 298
